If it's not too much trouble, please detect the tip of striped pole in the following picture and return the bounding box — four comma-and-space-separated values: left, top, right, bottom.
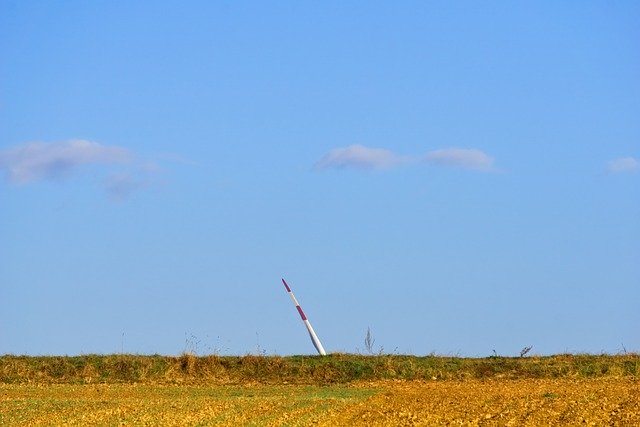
281, 278, 291, 292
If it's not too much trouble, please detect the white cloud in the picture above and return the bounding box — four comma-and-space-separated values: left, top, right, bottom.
315, 145, 497, 173
425, 148, 495, 172
0, 140, 163, 200
607, 157, 639, 174
0, 140, 133, 184
315, 144, 410, 170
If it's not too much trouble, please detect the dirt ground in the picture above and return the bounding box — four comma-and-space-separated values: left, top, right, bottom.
332, 378, 640, 426
1, 378, 638, 426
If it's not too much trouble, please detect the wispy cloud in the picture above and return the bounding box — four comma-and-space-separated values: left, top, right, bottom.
315, 144, 410, 170
606, 157, 639, 174
315, 145, 495, 172
0, 140, 133, 184
0, 139, 164, 200
425, 148, 495, 172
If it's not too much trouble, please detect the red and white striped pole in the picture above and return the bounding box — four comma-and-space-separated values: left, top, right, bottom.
281, 278, 327, 356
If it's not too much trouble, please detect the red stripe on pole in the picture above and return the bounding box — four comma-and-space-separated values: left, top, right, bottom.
296, 305, 307, 321
281, 278, 291, 292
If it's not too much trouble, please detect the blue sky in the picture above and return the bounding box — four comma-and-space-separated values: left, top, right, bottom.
1, 1, 638, 357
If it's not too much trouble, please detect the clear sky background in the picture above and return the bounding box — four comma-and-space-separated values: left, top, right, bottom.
1, 1, 638, 357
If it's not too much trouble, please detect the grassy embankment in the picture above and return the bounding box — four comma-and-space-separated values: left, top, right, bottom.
1, 353, 638, 384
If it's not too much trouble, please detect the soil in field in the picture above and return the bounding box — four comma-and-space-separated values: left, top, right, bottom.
1, 378, 638, 426
335, 378, 640, 426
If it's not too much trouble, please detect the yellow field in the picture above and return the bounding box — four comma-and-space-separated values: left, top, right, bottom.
2, 378, 638, 426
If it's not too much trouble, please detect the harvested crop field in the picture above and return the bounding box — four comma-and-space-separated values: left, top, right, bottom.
1, 354, 638, 425
1, 378, 639, 426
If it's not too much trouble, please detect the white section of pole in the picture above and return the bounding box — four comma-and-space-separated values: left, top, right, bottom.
303, 319, 326, 356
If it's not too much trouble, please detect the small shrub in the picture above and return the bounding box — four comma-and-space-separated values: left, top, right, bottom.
520, 346, 533, 357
